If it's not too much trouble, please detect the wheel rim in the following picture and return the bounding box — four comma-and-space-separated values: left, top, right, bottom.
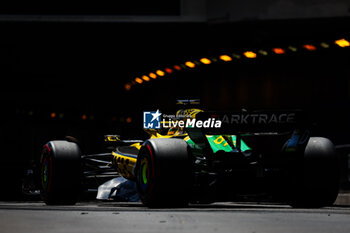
141, 161, 148, 185
43, 158, 48, 184
140, 158, 149, 190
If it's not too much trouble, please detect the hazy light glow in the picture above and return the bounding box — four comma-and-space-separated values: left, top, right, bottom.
142, 75, 150, 81
303, 44, 317, 51
149, 73, 157, 79
258, 50, 268, 56
320, 42, 330, 48
185, 61, 196, 68
272, 48, 285, 54
135, 77, 143, 84
219, 55, 232, 62
200, 58, 212, 64
125, 84, 131, 91
232, 54, 241, 59
173, 65, 181, 70
156, 70, 165, 76
288, 46, 297, 52
335, 39, 350, 47
243, 51, 257, 58
165, 68, 173, 73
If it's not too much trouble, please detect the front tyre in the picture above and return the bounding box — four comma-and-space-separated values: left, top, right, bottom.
289, 137, 339, 207
136, 138, 192, 207
40, 140, 82, 205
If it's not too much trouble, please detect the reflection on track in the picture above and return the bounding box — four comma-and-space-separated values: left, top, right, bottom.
1, 201, 350, 233
1, 201, 350, 214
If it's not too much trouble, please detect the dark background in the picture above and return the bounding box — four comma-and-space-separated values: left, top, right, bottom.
0, 2, 350, 198
0, 1, 181, 15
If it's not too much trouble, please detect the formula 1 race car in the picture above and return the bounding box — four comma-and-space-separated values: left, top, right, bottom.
39, 108, 339, 207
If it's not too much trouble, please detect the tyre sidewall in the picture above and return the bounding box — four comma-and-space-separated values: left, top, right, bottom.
40, 141, 81, 205
136, 139, 192, 207
289, 137, 339, 207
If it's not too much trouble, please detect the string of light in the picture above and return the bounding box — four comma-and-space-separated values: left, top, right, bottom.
124, 38, 350, 91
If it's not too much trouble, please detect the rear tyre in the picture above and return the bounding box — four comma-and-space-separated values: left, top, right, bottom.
135, 138, 192, 207
289, 137, 339, 207
40, 140, 82, 205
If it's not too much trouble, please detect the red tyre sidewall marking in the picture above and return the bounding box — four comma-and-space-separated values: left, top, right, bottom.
42, 144, 53, 193
146, 144, 155, 196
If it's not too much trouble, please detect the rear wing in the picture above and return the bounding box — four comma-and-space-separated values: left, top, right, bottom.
193, 110, 308, 134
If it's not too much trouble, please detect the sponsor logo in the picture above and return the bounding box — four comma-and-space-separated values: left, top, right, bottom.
162, 118, 221, 128
143, 110, 222, 129
221, 113, 296, 124
143, 110, 162, 129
